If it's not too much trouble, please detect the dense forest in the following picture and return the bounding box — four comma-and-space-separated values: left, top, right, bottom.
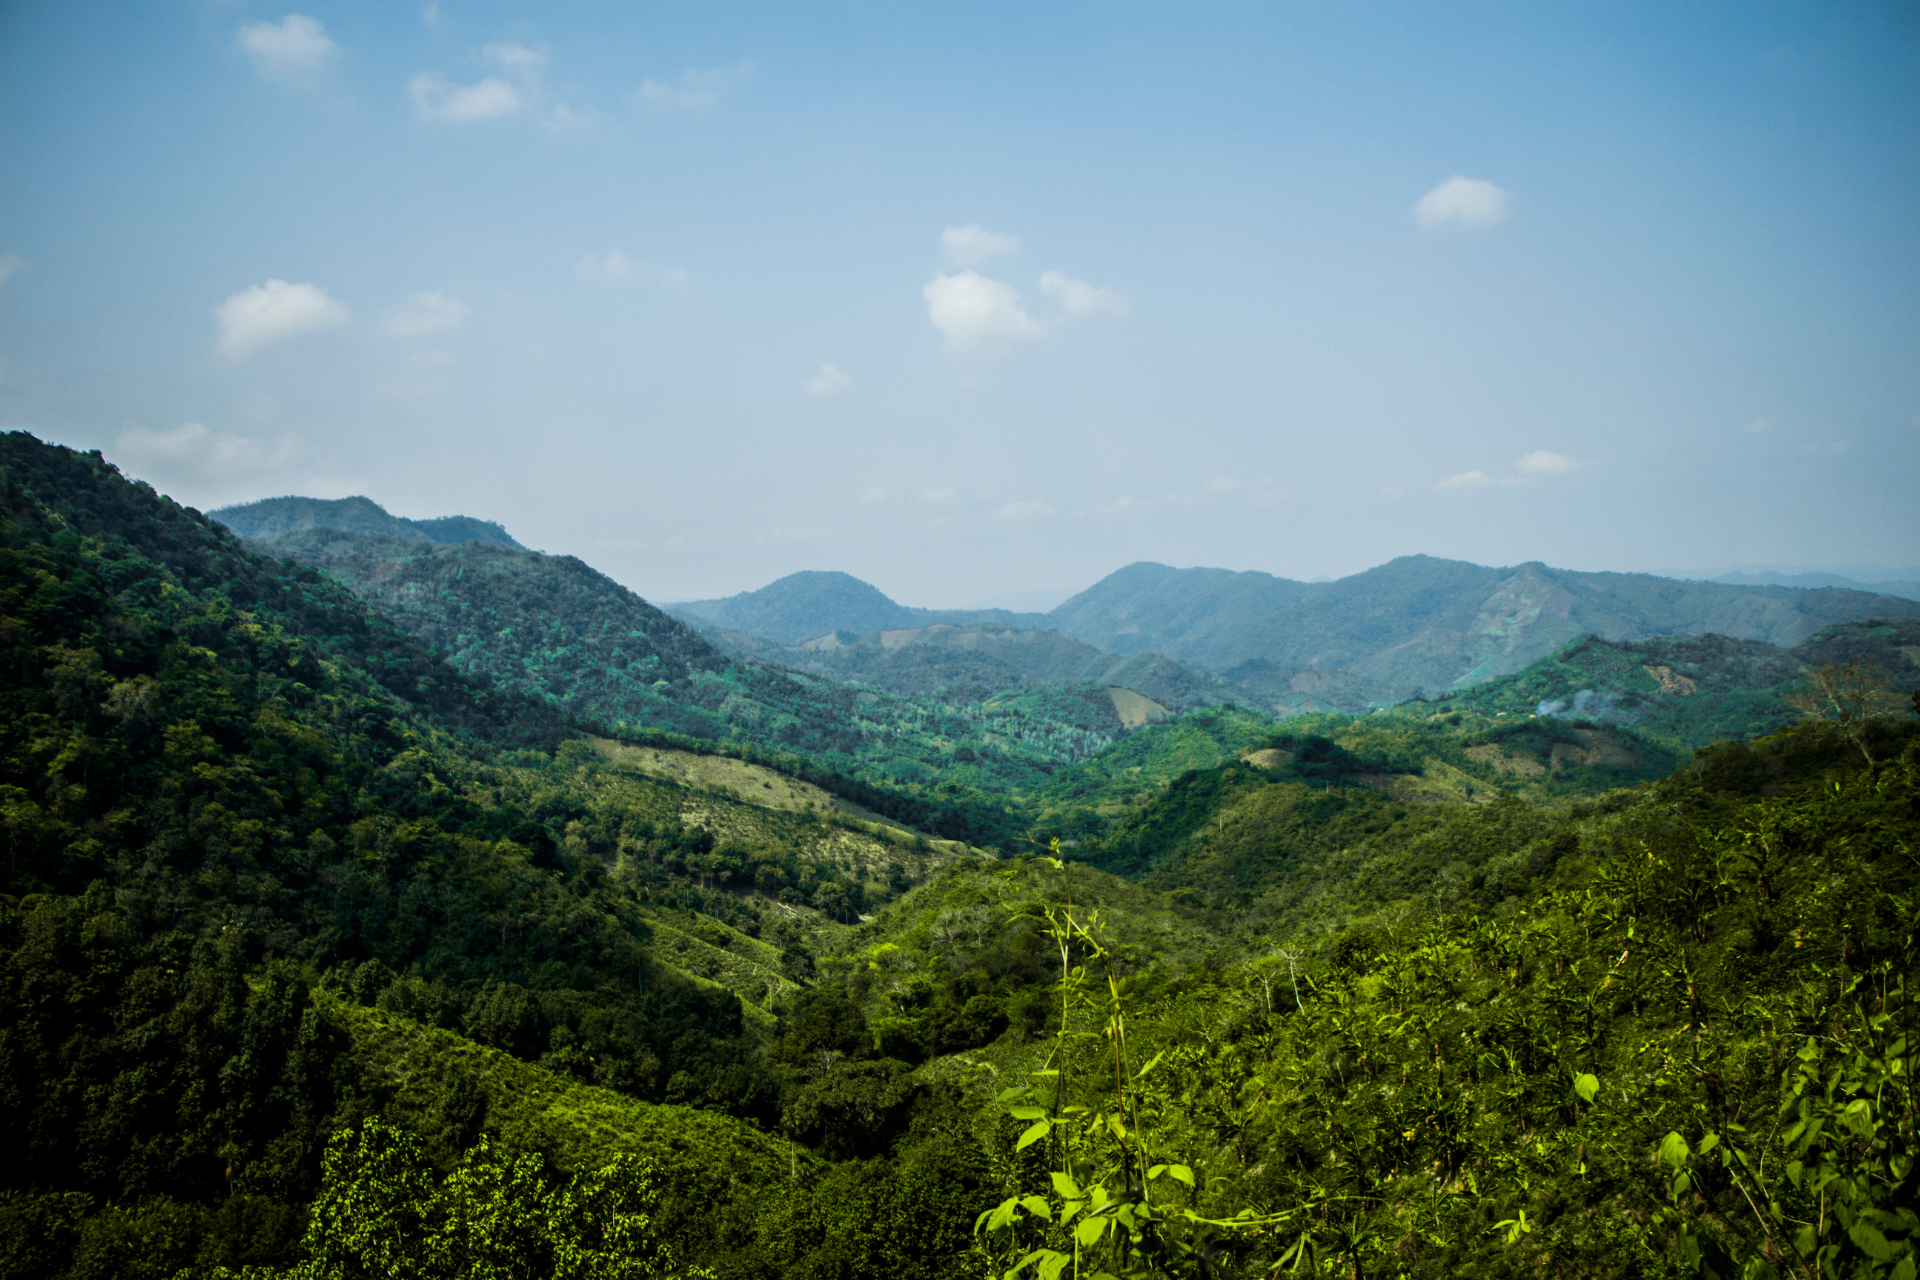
2, 434, 1914, 1278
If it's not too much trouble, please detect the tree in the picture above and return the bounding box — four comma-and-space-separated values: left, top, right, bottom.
1785, 662, 1907, 762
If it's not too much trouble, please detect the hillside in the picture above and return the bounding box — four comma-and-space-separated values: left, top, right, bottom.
4, 432, 1915, 1278
695, 618, 1245, 713
1430, 620, 1920, 752
1052, 555, 1920, 695
239, 526, 1122, 846
212, 493, 524, 549
668, 569, 1046, 643
667, 558, 1920, 715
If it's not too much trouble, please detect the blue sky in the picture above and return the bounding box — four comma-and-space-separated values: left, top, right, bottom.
2, 1, 1915, 605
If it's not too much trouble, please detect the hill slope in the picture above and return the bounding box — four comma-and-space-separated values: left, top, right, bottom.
212, 493, 525, 549
668, 569, 1048, 643
1052, 554, 1920, 696
696, 618, 1245, 711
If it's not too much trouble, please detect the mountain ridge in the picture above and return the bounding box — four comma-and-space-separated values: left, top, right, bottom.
211, 493, 525, 550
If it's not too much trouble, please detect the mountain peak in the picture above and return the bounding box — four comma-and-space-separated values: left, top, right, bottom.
209, 494, 524, 549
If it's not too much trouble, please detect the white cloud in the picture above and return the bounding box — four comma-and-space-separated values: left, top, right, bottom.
802, 362, 851, 397
115, 422, 303, 487
381, 290, 467, 338
237, 14, 338, 81
636, 64, 749, 110
941, 223, 1020, 267
1415, 176, 1512, 228
1435, 470, 1496, 489
993, 500, 1054, 522
1205, 476, 1238, 492
574, 250, 688, 290
1745, 419, 1770, 434
1515, 449, 1586, 474
1039, 270, 1127, 319
0, 252, 23, 287
923, 271, 1043, 355
861, 487, 888, 504
919, 487, 957, 506
421, 4, 442, 26
213, 279, 350, 358
409, 72, 523, 122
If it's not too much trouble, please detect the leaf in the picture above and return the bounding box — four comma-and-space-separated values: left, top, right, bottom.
1658, 1132, 1691, 1169
1020, 1195, 1054, 1222
979, 1198, 1020, 1234
1036, 1251, 1073, 1280
1015, 1120, 1051, 1151
1573, 1072, 1600, 1104
1050, 1171, 1084, 1201
1848, 1221, 1894, 1263
1008, 1106, 1048, 1120
1168, 1164, 1195, 1188
1075, 1216, 1108, 1248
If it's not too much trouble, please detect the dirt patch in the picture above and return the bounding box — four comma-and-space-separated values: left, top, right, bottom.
1107, 687, 1171, 730
1643, 664, 1698, 696
879, 628, 924, 649
1466, 743, 1546, 777
1241, 748, 1295, 769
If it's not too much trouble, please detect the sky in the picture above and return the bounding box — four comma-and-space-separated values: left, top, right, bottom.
1, 1, 1916, 608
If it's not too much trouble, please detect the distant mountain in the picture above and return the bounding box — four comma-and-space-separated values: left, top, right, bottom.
666, 570, 1047, 644
693, 619, 1245, 714
240, 528, 1145, 845
1703, 569, 1920, 601
211, 494, 524, 550
1048, 556, 1920, 699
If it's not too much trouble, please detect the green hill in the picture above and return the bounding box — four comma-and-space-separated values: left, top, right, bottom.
212, 494, 525, 549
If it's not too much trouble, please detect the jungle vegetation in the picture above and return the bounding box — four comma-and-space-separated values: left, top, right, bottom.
1, 434, 1913, 1278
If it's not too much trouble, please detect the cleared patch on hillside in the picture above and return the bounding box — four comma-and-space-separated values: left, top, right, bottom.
1108, 686, 1171, 729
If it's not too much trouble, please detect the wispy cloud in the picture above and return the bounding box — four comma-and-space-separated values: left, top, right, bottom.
574, 250, 689, 290
941, 223, 1020, 267
861, 487, 889, 504
410, 72, 523, 122
1415, 176, 1512, 228
918, 487, 957, 506
0, 252, 23, 288
381, 290, 467, 337
1515, 449, 1586, 474
1039, 270, 1127, 319
1435, 470, 1502, 490
409, 43, 547, 123
636, 64, 750, 110
802, 362, 851, 397
237, 14, 338, 82
214, 279, 349, 358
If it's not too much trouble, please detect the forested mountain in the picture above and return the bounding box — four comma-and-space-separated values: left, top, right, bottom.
4, 432, 1914, 1278
1708, 568, 1920, 600
695, 619, 1244, 712
211, 494, 524, 550
1051, 555, 1920, 694
235, 524, 1125, 846
667, 569, 1047, 643
668, 557, 1920, 712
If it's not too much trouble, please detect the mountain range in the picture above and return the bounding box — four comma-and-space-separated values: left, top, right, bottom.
673, 556, 1920, 707
9, 440, 1917, 1277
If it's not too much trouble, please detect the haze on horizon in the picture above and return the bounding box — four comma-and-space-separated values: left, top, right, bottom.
1, 1, 1915, 609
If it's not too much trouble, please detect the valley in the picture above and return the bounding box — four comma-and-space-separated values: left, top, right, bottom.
2, 436, 1914, 1279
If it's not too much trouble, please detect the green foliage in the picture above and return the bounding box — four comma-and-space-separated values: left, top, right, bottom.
199, 1119, 712, 1279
